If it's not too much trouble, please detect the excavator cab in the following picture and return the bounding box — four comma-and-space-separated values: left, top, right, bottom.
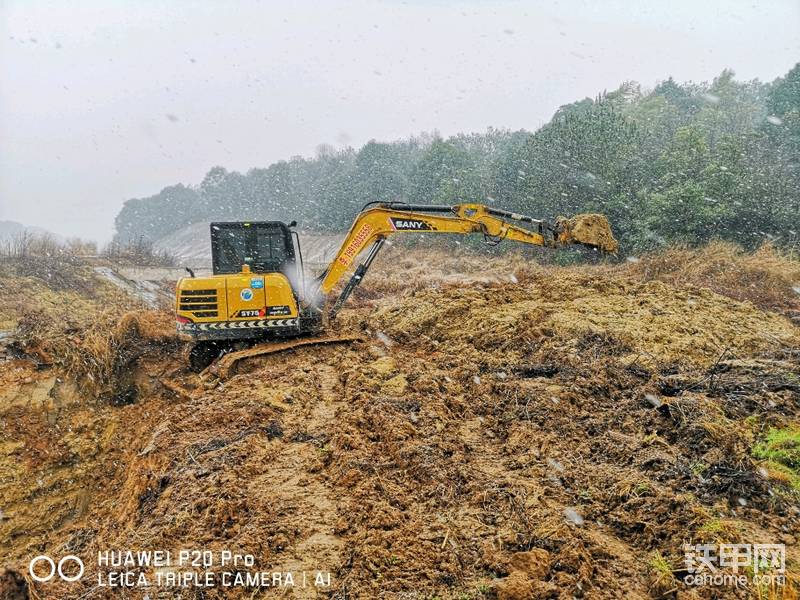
210, 221, 297, 276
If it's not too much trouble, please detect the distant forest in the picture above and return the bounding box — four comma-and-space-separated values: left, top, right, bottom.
115, 64, 799, 253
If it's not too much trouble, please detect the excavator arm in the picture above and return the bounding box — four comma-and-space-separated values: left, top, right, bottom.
316, 202, 617, 317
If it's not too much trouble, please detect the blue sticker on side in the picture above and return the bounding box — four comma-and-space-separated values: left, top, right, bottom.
251, 278, 264, 289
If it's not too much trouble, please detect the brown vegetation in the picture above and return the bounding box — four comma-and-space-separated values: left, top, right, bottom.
0, 230, 97, 259
100, 236, 177, 267
624, 241, 800, 315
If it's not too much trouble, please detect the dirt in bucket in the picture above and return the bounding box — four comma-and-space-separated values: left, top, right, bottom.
562, 213, 620, 253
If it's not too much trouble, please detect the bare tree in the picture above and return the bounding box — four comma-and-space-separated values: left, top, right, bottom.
100, 235, 176, 266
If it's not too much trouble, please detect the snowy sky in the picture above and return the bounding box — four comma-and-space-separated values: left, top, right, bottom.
1, 0, 798, 242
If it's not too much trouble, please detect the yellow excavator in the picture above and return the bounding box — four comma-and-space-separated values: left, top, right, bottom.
176, 202, 617, 372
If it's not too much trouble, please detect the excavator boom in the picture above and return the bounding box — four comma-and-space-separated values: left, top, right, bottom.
317, 202, 617, 316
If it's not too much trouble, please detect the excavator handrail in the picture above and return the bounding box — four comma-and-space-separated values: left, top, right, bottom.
359, 200, 456, 213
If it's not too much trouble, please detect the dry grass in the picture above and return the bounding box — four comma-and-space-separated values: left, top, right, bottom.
624, 241, 800, 313
371, 270, 799, 369
0, 256, 180, 399
18, 310, 179, 402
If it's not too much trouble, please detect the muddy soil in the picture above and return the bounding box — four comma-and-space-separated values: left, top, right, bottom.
0, 248, 798, 599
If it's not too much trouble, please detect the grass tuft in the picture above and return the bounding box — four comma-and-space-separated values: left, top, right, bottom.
752, 427, 800, 492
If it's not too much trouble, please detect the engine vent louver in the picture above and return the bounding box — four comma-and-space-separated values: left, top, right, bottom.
179, 289, 218, 318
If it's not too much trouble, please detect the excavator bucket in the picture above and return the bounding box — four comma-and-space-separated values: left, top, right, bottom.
558, 213, 619, 253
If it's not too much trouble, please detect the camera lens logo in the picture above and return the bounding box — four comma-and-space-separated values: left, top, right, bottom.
29, 555, 84, 582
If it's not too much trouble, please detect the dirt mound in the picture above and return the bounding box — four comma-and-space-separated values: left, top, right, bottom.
0, 257, 138, 331
16, 310, 180, 402
0, 256, 94, 293
625, 241, 800, 315
372, 272, 798, 368
0, 569, 28, 600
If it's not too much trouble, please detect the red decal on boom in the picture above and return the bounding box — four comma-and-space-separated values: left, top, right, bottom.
338, 223, 374, 266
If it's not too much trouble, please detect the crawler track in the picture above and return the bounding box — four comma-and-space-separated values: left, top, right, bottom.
203, 334, 363, 379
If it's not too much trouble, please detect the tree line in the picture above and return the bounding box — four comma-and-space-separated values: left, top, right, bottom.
115, 65, 800, 254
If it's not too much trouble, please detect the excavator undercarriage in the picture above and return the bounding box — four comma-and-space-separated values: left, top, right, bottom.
192, 334, 362, 379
